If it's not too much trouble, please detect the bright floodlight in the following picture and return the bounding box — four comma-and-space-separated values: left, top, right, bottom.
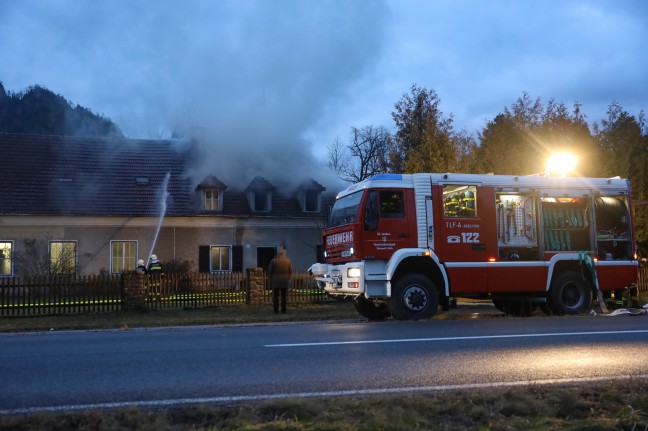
546, 153, 577, 177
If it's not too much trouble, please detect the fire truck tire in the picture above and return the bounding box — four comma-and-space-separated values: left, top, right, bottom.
390, 274, 439, 320
549, 271, 593, 315
353, 297, 391, 321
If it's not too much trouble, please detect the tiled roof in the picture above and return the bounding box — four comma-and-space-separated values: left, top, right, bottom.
0, 133, 332, 218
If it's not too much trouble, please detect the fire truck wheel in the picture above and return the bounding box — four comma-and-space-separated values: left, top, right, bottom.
549, 271, 593, 315
390, 274, 439, 320
353, 297, 391, 321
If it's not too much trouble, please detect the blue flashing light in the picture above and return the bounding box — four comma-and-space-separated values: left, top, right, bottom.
369, 174, 402, 181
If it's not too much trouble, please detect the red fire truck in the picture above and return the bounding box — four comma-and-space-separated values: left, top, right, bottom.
309, 173, 639, 320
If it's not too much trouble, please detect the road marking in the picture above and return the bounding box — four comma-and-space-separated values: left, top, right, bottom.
264, 329, 648, 347
1, 374, 647, 416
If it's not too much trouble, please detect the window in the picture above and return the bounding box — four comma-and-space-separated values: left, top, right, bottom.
111, 241, 137, 273
304, 190, 320, 212
0, 241, 13, 276
50, 241, 77, 275
443, 185, 477, 217
199, 245, 243, 272
211, 246, 231, 271
380, 190, 404, 218
203, 188, 222, 211
329, 190, 363, 227
254, 191, 269, 212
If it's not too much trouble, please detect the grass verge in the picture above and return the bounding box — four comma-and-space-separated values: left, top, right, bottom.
1, 379, 647, 430
0, 302, 362, 332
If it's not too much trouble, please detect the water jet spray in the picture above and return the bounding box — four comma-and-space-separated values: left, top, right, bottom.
147, 172, 170, 266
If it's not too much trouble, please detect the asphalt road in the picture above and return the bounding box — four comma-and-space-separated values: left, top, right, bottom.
1, 315, 647, 414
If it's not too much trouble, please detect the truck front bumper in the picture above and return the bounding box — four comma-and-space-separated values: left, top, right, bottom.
308, 262, 365, 296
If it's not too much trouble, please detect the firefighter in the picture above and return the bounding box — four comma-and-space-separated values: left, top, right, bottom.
135, 259, 148, 274
148, 254, 163, 298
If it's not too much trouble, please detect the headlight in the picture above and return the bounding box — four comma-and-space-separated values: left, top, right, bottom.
347, 267, 361, 278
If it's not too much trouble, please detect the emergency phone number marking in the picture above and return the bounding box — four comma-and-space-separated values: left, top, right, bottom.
447, 232, 480, 243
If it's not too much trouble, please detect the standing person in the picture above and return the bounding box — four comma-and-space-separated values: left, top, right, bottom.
267, 247, 292, 314
148, 254, 163, 297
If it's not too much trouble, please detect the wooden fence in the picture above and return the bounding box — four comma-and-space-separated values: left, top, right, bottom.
1, 267, 646, 317
0, 274, 122, 316
639, 265, 648, 291
0, 270, 329, 317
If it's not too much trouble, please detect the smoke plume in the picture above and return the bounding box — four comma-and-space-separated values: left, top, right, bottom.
0, 0, 389, 192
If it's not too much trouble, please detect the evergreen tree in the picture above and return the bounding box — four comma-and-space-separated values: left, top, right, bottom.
594, 103, 648, 256
0, 83, 124, 138
476, 93, 600, 176
391, 84, 456, 173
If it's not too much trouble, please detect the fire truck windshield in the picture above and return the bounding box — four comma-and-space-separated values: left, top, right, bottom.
328, 190, 363, 227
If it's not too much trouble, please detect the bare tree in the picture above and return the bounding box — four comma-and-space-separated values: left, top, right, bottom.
327, 136, 349, 178
329, 126, 392, 183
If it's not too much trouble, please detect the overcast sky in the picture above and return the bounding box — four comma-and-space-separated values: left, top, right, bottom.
1, 0, 646, 186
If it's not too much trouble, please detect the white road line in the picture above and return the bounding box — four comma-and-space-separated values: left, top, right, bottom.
2, 374, 647, 416
264, 329, 648, 347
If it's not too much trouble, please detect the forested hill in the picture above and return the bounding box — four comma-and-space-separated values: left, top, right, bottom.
0, 82, 124, 138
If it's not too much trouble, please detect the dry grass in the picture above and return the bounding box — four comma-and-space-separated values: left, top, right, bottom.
1, 379, 647, 430
0, 302, 362, 333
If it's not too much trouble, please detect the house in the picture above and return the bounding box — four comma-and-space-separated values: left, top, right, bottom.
0, 133, 334, 276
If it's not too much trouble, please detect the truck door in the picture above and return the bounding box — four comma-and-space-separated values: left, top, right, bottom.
362, 189, 416, 260
435, 184, 497, 294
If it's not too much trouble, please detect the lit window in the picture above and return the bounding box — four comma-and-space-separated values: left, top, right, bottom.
203, 188, 222, 211
50, 241, 77, 275
211, 246, 231, 271
111, 241, 137, 273
0, 241, 13, 276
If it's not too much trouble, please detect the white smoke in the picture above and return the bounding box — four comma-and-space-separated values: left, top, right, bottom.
0, 0, 389, 192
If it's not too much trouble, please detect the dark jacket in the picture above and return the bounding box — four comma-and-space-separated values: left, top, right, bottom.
135, 264, 148, 274
267, 255, 292, 289
149, 260, 163, 277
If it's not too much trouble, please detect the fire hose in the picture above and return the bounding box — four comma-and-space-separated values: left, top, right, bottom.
579, 251, 608, 313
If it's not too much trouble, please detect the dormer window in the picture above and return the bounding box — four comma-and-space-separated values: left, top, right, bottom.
203, 188, 223, 211
254, 191, 270, 212
246, 176, 275, 213
299, 179, 325, 213
196, 175, 227, 212
304, 190, 320, 212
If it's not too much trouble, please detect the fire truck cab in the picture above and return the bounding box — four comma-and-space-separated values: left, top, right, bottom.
309, 173, 638, 320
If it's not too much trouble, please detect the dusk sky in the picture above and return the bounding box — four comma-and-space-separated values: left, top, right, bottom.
1, 0, 646, 185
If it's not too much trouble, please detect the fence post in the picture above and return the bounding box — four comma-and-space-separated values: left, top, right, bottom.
122, 271, 148, 311
248, 268, 265, 306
